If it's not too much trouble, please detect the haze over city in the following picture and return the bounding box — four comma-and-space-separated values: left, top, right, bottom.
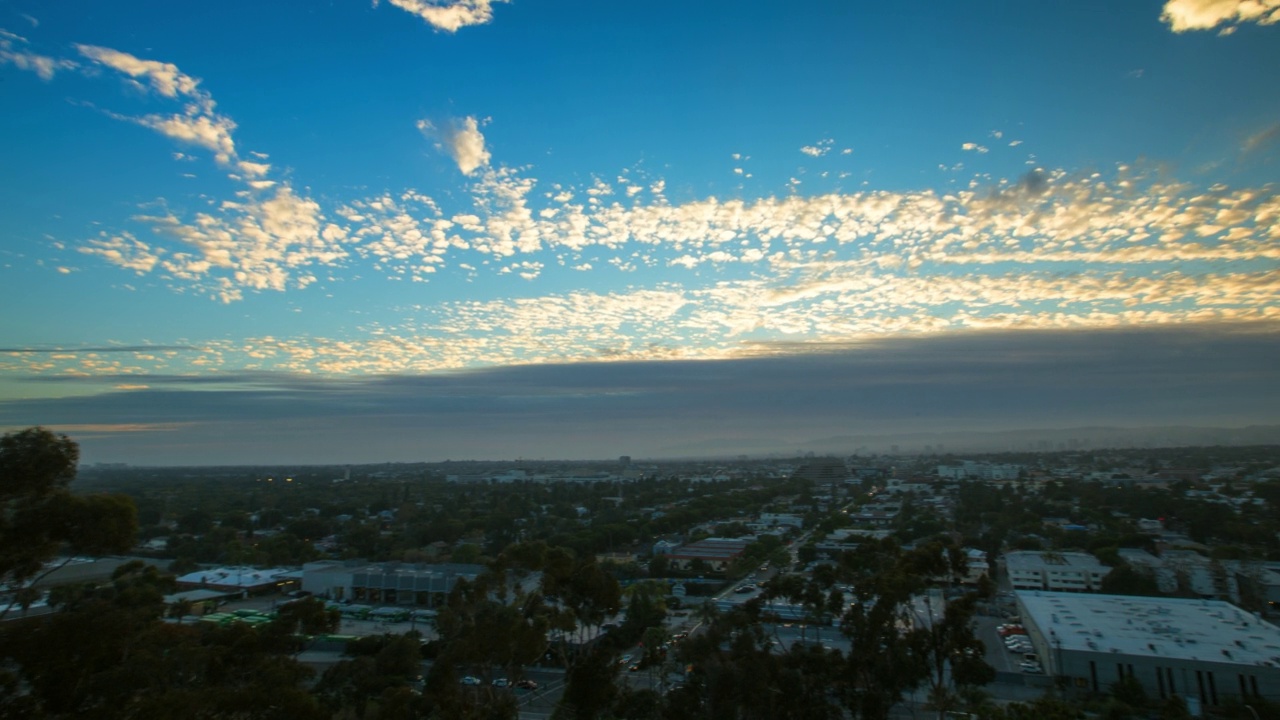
2, 0, 1279, 464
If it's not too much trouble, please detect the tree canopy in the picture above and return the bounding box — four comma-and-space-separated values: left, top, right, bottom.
1, 427, 138, 614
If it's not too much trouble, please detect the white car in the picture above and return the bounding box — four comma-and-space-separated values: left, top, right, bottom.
460, 676, 481, 686
1020, 661, 1043, 674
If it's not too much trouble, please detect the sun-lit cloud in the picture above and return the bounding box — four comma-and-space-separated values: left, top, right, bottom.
961, 142, 989, 153
76, 44, 202, 98
1160, 0, 1280, 32
82, 185, 345, 303
377, 0, 508, 33
417, 115, 491, 175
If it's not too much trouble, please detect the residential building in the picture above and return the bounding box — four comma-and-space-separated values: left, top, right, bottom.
1004, 551, 1110, 592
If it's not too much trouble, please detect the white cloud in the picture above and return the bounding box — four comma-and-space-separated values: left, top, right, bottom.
79, 232, 162, 275
961, 142, 989, 153
418, 116, 491, 175
377, 0, 508, 32
77, 45, 273, 180
91, 184, 347, 302
76, 45, 202, 99
135, 112, 239, 166
1160, 0, 1280, 32
0, 30, 75, 80
800, 138, 834, 157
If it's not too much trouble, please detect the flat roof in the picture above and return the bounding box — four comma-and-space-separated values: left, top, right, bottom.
304, 560, 485, 578
177, 566, 292, 588
1005, 551, 1106, 572
668, 537, 751, 560
1018, 591, 1280, 667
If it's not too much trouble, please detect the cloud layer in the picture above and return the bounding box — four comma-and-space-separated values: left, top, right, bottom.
5, 325, 1277, 463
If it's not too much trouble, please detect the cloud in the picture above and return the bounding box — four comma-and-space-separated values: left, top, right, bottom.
3, 325, 1277, 463
73, 146, 1280, 375
961, 142, 989, 153
376, 0, 508, 32
76, 44, 204, 98
1160, 0, 1280, 32
82, 185, 345, 302
418, 116, 491, 175
1242, 122, 1280, 154
0, 29, 76, 80
800, 138, 834, 157
0, 345, 195, 353
134, 112, 239, 167
76, 45, 271, 178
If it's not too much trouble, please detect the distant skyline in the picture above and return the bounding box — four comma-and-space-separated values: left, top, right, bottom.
2, 1, 1279, 464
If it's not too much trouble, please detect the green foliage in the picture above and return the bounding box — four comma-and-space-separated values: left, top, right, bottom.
1, 428, 138, 603
1100, 562, 1162, 597
274, 596, 341, 636
1109, 674, 1148, 710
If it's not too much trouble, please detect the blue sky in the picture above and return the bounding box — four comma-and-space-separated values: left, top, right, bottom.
2, 0, 1279, 463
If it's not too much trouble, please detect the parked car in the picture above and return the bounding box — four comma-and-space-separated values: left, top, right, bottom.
515, 679, 538, 691
460, 676, 481, 686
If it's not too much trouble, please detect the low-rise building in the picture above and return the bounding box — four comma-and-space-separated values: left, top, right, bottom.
661, 537, 752, 574
300, 560, 485, 605
1004, 551, 1109, 592
1017, 591, 1280, 706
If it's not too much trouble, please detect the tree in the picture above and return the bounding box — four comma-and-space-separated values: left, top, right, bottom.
274, 596, 341, 636
0, 427, 138, 618
908, 593, 994, 719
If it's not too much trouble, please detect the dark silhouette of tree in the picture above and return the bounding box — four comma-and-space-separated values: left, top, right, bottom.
1, 427, 138, 618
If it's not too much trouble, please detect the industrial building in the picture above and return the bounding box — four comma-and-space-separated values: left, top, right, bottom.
175, 566, 295, 596
1016, 591, 1280, 707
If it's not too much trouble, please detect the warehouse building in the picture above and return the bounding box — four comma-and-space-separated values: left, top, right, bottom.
1016, 591, 1280, 707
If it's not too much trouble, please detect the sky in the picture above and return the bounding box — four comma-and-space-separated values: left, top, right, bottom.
1, 0, 1279, 464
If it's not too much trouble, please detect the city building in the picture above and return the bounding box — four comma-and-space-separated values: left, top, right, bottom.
1016, 591, 1280, 706
1004, 551, 1110, 592
961, 548, 990, 585
300, 560, 485, 605
661, 537, 752, 574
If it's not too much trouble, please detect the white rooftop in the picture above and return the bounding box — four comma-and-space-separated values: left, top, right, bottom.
176, 566, 291, 587
1018, 591, 1280, 668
